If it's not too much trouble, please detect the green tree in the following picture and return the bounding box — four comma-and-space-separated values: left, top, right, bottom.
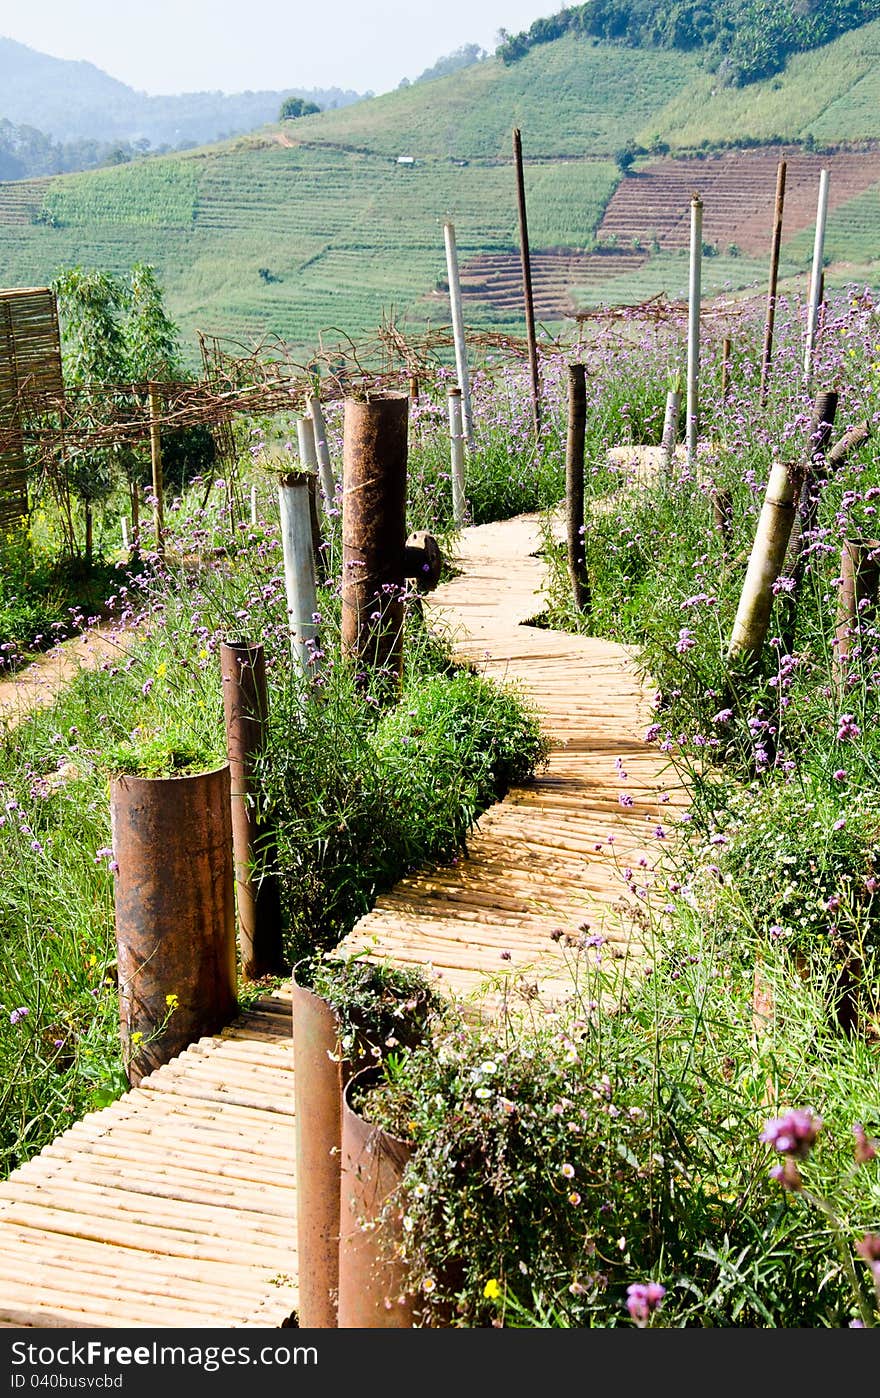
53, 267, 127, 570
279, 96, 321, 121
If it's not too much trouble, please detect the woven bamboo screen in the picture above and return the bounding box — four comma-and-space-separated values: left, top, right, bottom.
0, 287, 64, 535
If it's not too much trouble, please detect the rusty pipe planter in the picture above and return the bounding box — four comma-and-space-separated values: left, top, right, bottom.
110, 763, 238, 1087
341, 392, 409, 687
337, 1066, 415, 1328
291, 963, 352, 1330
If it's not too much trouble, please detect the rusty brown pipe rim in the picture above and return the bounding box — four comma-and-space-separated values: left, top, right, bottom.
337, 1065, 415, 1329
111, 763, 238, 1087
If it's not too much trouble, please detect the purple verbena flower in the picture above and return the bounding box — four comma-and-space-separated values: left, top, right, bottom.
626, 1281, 666, 1325
760, 1107, 823, 1159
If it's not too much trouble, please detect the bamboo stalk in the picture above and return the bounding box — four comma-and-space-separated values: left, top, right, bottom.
565, 363, 590, 614
442, 221, 475, 449
727, 460, 803, 664
804, 169, 830, 387
148, 381, 164, 556
448, 386, 466, 527
686, 195, 702, 472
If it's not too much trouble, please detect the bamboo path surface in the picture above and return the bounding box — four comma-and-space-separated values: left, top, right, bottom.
337, 511, 688, 1014
0, 506, 688, 1329
0, 990, 298, 1329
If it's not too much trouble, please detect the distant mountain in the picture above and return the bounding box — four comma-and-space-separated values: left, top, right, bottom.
0, 37, 364, 149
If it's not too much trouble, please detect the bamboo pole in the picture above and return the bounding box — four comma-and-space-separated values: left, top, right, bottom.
804, 168, 830, 387
442, 221, 475, 450
565, 363, 590, 614
121, 516, 129, 551
148, 382, 164, 556
661, 387, 680, 476
759, 160, 787, 405
250, 483, 258, 526
448, 387, 466, 527
727, 460, 803, 664
513, 128, 541, 440
306, 394, 336, 508
686, 195, 702, 473
278, 472, 321, 683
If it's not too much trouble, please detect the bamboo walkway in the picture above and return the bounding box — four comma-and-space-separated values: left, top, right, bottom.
0, 510, 685, 1329
338, 511, 686, 1012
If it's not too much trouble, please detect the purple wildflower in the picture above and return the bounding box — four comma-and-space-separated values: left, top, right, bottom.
626, 1281, 666, 1325
837, 714, 861, 741
760, 1108, 823, 1159
853, 1124, 878, 1165
9, 1006, 29, 1025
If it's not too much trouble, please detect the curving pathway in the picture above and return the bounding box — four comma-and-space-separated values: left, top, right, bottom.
0, 509, 687, 1328
338, 512, 687, 1014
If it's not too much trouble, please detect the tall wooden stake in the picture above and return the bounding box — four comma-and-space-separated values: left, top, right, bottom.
759, 160, 787, 405
148, 382, 164, 556
565, 363, 590, 614
513, 127, 541, 440
804, 168, 830, 387
720, 337, 732, 400
443, 221, 475, 450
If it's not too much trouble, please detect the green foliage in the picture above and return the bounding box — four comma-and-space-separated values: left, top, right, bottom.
293, 951, 449, 1062
495, 1, 880, 88
279, 97, 321, 121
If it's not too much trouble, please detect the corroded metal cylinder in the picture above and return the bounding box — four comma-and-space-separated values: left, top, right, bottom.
111, 765, 238, 1086
291, 968, 347, 1329
220, 640, 285, 981
341, 393, 409, 685
835, 538, 880, 688
337, 1068, 415, 1329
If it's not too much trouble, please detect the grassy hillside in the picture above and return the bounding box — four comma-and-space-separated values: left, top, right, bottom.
0, 25, 878, 358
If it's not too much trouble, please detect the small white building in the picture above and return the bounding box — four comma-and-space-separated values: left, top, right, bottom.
396, 155, 415, 166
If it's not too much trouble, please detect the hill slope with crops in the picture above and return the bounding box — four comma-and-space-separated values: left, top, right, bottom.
0, 23, 879, 356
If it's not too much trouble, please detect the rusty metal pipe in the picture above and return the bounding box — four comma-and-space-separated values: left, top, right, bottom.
110, 764, 238, 1086
220, 641, 285, 981
341, 393, 409, 688
291, 968, 347, 1329
337, 1067, 414, 1328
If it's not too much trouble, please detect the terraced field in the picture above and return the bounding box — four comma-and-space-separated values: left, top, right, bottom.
0, 24, 879, 354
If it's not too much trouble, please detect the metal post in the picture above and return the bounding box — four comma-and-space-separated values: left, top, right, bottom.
121, 516, 129, 551
341, 393, 409, 690
760, 160, 787, 405
804, 168, 830, 387
565, 363, 590, 614
448, 387, 466, 527
442, 221, 475, 450
686, 195, 702, 473
306, 394, 336, 509
513, 127, 541, 440
278, 472, 321, 683
148, 381, 165, 556
220, 640, 285, 981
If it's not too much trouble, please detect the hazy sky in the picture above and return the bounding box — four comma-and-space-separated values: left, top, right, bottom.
1, 1, 559, 95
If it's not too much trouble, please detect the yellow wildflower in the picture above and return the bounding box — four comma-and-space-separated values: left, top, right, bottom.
483, 1278, 501, 1300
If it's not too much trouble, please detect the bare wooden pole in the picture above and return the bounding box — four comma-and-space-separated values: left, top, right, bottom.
565, 363, 590, 614
759, 160, 787, 405
804, 168, 830, 387
513, 127, 541, 440
686, 195, 702, 473
720, 337, 732, 400
148, 382, 164, 556
834, 538, 880, 695
306, 394, 337, 509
